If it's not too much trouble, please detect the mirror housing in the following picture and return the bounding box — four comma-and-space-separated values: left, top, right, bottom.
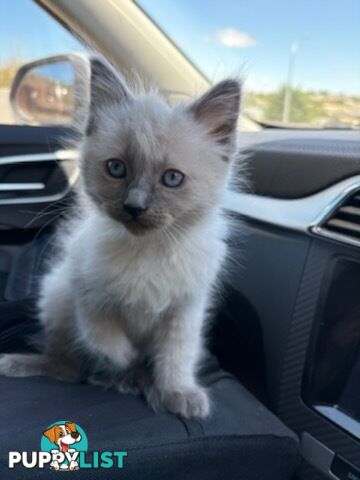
10, 53, 90, 127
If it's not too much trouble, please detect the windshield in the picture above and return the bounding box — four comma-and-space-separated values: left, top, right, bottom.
137, 0, 360, 129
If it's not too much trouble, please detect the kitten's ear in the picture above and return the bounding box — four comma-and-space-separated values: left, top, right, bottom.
189, 80, 241, 145
86, 57, 131, 135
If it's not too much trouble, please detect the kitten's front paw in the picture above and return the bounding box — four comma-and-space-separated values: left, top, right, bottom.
146, 384, 210, 419
0, 354, 34, 377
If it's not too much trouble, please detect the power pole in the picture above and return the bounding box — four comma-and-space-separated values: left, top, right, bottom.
283, 41, 298, 123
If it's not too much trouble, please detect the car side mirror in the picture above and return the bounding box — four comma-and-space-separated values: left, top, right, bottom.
10, 54, 90, 127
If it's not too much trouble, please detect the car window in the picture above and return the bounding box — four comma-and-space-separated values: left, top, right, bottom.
137, 0, 360, 129
0, 0, 87, 126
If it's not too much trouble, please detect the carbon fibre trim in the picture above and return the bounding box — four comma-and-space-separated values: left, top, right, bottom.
277, 240, 360, 479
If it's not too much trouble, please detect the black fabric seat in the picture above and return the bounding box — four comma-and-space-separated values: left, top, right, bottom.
0, 356, 299, 480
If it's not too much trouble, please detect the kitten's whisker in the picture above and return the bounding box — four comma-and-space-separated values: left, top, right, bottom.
23, 202, 75, 229
30, 211, 65, 244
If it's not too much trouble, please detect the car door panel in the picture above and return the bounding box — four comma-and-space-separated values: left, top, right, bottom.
0, 124, 76, 350
0, 125, 78, 230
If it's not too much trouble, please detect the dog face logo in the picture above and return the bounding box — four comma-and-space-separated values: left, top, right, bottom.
43, 423, 81, 453
41, 421, 87, 471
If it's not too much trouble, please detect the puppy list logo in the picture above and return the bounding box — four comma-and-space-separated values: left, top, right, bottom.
8, 420, 127, 471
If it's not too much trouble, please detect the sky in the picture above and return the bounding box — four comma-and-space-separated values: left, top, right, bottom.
0, 0, 359, 96
0, 0, 85, 64
139, 0, 360, 95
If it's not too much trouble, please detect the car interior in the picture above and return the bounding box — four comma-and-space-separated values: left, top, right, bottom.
0, 1, 359, 479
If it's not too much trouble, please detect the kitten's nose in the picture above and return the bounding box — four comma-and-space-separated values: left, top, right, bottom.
123, 188, 148, 219
123, 203, 147, 218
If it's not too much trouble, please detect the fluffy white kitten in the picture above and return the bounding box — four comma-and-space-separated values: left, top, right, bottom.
0, 58, 241, 419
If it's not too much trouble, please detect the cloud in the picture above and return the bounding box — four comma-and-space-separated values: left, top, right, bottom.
214, 28, 257, 48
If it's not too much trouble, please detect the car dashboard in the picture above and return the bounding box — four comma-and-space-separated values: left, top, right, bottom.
224, 129, 360, 479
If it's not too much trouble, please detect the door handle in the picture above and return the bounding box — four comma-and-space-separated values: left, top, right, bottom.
0, 183, 45, 191
0, 149, 79, 205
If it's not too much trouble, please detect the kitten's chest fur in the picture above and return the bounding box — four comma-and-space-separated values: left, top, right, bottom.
101, 228, 220, 312
74, 214, 225, 331
105, 239, 189, 313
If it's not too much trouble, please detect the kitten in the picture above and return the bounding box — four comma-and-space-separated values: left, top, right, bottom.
0, 58, 241, 419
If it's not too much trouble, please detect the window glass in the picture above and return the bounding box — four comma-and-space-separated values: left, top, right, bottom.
137, 0, 360, 129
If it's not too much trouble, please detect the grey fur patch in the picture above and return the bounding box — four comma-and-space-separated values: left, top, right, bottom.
189, 79, 241, 145
86, 57, 131, 135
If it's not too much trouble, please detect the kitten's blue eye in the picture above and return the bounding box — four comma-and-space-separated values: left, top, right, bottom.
106, 159, 126, 178
162, 169, 184, 188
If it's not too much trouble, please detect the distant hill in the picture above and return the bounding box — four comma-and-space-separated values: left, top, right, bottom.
244, 88, 360, 128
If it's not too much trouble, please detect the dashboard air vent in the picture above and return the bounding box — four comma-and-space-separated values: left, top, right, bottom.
319, 189, 360, 245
